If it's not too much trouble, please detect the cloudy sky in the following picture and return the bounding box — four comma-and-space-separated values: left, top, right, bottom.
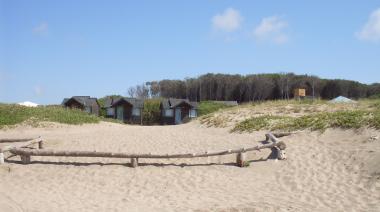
0, 0, 379, 104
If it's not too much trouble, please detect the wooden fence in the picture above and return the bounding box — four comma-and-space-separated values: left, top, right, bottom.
0, 133, 288, 167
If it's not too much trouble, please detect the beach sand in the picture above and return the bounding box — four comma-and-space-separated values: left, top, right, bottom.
1, 122, 379, 211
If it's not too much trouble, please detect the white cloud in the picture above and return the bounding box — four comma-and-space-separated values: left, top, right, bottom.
253, 16, 289, 44
32, 22, 49, 35
34, 85, 43, 96
212, 8, 243, 32
357, 8, 380, 42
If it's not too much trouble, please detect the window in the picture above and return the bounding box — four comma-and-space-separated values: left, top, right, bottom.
164, 109, 174, 117
132, 108, 141, 116
189, 109, 197, 118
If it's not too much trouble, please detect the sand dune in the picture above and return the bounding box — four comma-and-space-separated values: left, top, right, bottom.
0, 122, 379, 211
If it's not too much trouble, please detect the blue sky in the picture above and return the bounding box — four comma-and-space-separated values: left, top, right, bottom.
0, 0, 379, 104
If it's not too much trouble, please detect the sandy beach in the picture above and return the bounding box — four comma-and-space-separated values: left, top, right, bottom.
0, 121, 379, 211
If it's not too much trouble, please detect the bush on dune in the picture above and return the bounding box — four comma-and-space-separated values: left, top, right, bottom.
198, 101, 234, 116
0, 104, 100, 128
232, 109, 380, 133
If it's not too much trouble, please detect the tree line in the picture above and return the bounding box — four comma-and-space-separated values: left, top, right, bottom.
126, 73, 380, 102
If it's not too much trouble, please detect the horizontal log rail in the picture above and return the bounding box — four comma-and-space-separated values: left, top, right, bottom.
0, 137, 44, 164
5, 133, 288, 167
0, 137, 43, 153
0, 138, 37, 143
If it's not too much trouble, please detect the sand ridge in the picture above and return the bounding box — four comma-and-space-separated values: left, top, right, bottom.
0, 122, 379, 211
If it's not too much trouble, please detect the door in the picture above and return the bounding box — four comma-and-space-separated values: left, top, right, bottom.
116, 106, 124, 121
175, 108, 182, 124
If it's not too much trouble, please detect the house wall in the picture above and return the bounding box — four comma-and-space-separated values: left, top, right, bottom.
113, 103, 142, 124
160, 104, 195, 125
91, 102, 100, 116
65, 101, 84, 110
106, 108, 115, 117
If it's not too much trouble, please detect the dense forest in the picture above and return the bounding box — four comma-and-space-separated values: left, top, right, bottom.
126, 73, 380, 102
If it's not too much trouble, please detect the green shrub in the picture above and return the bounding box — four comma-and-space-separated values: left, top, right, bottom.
142, 99, 161, 125
198, 101, 234, 116
0, 104, 100, 128
232, 110, 380, 133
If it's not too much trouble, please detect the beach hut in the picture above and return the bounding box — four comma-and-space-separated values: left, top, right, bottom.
160, 98, 198, 125
110, 97, 144, 124
62, 96, 100, 115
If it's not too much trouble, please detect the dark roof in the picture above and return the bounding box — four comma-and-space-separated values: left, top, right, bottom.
111, 97, 144, 108
62, 98, 69, 105
161, 98, 198, 109
62, 96, 99, 107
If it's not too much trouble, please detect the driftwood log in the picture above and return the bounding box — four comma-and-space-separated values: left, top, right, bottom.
0, 137, 43, 164
0, 138, 37, 143
8, 133, 287, 167
266, 133, 287, 160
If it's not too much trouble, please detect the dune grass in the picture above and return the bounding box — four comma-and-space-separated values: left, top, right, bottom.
0, 104, 100, 128
197, 101, 235, 116
231, 110, 380, 133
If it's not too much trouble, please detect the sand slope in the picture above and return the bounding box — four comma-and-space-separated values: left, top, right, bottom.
1, 122, 379, 211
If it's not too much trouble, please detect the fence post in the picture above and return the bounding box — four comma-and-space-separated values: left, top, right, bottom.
21, 155, 31, 164
0, 152, 4, 164
38, 140, 44, 149
131, 158, 138, 168
236, 152, 246, 167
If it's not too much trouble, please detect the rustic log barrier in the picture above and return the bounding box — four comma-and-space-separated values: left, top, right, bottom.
0, 137, 43, 164
5, 133, 288, 167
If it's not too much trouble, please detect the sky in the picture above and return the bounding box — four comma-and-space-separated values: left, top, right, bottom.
0, 0, 379, 104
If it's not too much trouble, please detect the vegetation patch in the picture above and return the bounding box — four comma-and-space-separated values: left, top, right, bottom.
232, 110, 380, 133
0, 104, 100, 128
198, 101, 235, 116
142, 99, 162, 125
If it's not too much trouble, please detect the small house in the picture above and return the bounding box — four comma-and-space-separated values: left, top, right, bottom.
160, 98, 198, 125
110, 97, 144, 124
62, 96, 100, 115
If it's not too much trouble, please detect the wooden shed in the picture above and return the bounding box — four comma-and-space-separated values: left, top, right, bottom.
110, 97, 144, 124
160, 98, 198, 125
62, 96, 100, 116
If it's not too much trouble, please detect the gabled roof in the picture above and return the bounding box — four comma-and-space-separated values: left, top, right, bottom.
161, 98, 198, 109
62, 96, 99, 107
111, 97, 144, 108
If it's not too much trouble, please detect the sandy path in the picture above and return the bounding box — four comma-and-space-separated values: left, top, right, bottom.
0, 122, 379, 211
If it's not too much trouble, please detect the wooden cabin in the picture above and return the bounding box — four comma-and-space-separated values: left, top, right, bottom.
110, 97, 144, 124
160, 98, 198, 125
62, 96, 100, 116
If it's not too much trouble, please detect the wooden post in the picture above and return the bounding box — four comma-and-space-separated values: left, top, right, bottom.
236, 152, 246, 167
38, 140, 44, 149
0, 152, 4, 164
21, 155, 31, 164
272, 147, 286, 160
131, 158, 138, 168
277, 147, 286, 160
